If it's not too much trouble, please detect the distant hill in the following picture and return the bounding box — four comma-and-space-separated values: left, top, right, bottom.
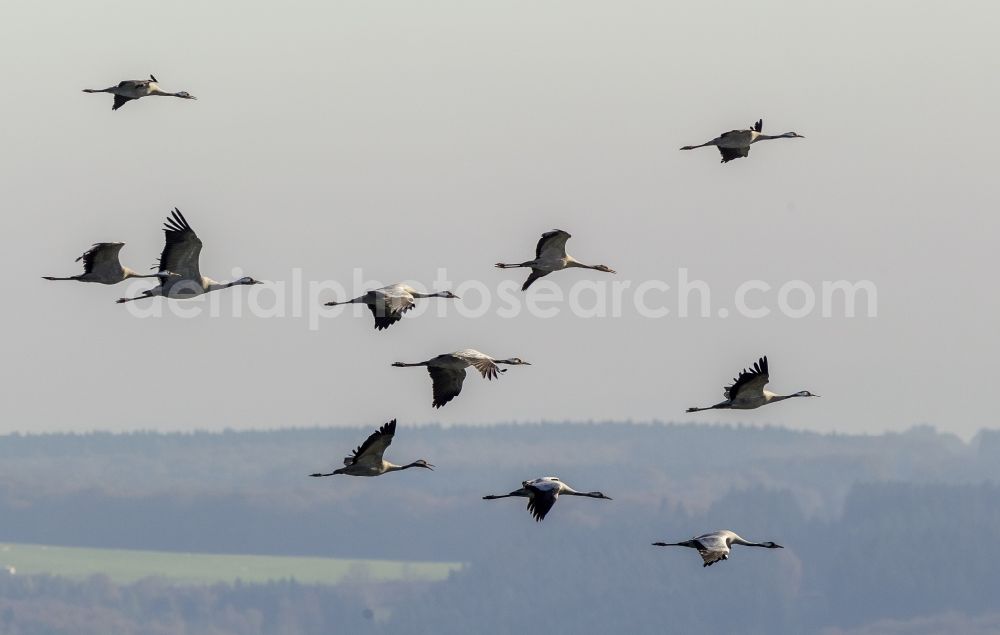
2, 422, 999, 634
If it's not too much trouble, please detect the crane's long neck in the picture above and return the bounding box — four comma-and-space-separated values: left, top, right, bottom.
42, 275, 80, 281
392, 361, 429, 367
565, 260, 602, 271
123, 268, 162, 280
409, 291, 453, 299
82, 87, 115, 93
205, 279, 253, 293
205, 280, 233, 293
384, 461, 422, 472
731, 537, 769, 547
563, 489, 604, 498
766, 392, 807, 404
149, 88, 182, 97
753, 133, 797, 142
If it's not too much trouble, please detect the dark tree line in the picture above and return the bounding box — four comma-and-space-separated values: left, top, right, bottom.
2, 423, 1000, 633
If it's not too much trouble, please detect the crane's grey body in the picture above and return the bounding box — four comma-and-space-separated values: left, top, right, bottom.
83, 75, 196, 111
43, 242, 171, 285
653, 529, 783, 567
496, 229, 615, 291
483, 476, 612, 522
687, 356, 818, 412
309, 419, 433, 477
680, 119, 804, 163
116, 208, 260, 304
325, 283, 459, 331
392, 349, 530, 408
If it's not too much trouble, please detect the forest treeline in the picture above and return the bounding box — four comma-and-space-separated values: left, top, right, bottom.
2, 422, 1000, 634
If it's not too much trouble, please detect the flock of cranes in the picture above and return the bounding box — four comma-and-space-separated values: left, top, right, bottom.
43, 74, 811, 569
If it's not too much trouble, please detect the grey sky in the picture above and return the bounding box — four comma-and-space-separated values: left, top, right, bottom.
3, 0, 998, 436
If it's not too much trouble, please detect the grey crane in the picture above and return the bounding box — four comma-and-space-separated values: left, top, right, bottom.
309, 419, 433, 477
483, 477, 612, 522
680, 119, 803, 163
325, 283, 459, 331
495, 229, 615, 291
653, 530, 783, 567
43, 242, 174, 285
83, 75, 196, 110
686, 356, 818, 412
116, 208, 260, 303
392, 349, 530, 408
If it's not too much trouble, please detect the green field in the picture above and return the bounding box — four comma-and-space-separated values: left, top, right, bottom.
0, 543, 463, 585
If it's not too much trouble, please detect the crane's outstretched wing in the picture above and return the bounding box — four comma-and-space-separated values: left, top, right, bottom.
719, 146, 750, 163
156, 208, 203, 279
724, 356, 769, 402
117, 79, 150, 89
428, 367, 467, 408
78, 242, 124, 275
698, 547, 730, 567
368, 291, 415, 331
345, 419, 396, 467
524, 483, 559, 521
112, 95, 135, 110
522, 269, 548, 291
466, 356, 501, 380
535, 229, 571, 260
695, 533, 731, 567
